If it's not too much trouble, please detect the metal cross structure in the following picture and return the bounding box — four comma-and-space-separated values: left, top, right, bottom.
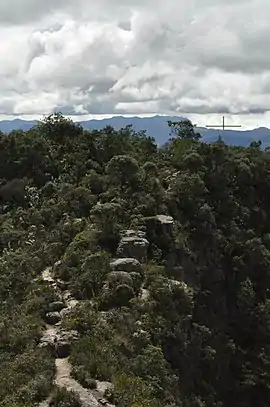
206, 116, 242, 131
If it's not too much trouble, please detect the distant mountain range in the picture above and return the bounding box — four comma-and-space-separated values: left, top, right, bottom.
1, 115, 270, 148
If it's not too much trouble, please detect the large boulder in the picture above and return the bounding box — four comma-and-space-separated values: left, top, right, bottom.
117, 232, 149, 262
110, 258, 142, 274
44, 311, 61, 325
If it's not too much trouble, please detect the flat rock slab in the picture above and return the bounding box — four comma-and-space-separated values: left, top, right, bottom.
156, 215, 174, 224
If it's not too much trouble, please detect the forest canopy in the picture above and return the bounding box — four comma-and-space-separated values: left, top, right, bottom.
0, 113, 270, 407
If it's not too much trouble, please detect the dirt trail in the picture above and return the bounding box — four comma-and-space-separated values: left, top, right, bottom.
55, 358, 99, 407
38, 266, 113, 407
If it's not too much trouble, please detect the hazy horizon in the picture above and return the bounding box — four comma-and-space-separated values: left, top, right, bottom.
0, 113, 268, 131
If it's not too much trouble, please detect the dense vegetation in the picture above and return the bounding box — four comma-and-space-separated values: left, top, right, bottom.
0, 113, 270, 407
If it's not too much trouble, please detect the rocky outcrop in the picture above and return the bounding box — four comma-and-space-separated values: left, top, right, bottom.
117, 230, 149, 262
39, 228, 151, 406
156, 214, 174, 234
110, 258, 142, 274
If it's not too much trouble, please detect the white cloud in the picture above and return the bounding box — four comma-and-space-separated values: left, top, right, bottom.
1, 0, 270, 127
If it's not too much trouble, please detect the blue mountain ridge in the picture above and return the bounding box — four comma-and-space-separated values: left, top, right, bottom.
1, 115, 270, 148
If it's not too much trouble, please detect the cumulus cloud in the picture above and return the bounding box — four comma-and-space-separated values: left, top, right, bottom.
1, 0, 270, 127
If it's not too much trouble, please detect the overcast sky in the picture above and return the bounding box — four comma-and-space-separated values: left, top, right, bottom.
1, 0, 270, 128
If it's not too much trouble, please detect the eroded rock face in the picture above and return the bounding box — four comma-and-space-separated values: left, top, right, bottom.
110, 258, 142, 274
117, 233, 149, 262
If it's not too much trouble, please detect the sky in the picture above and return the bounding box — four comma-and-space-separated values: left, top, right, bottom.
1, 0, 270, 129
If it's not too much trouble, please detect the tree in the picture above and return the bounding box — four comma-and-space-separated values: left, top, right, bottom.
106, 155, 140, 188
36, 112, 83, 145
167, 120, 201, 140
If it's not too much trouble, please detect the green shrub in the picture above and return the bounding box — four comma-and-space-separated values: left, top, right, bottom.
49, 387, 81, 407
72, 366, 97, 389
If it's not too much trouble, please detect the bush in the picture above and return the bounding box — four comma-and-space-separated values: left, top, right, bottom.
49, 387, 81, 407
111, 374, 162, 407
72, 366, 97, 389
0, 347, 54, 406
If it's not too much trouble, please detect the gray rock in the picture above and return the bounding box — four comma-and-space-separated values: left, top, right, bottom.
110, 258, 142, 274
44, 311, 61, 325
55, 329, 79, 358
106, 271, 133, 288
156, 214, 174, 225
38, 327, 58, 349
48, 301, 66, 312
53, 260, 62, 269
117, 235, 149, 262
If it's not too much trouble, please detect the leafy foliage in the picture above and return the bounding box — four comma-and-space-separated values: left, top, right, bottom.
0, 113, 270, 406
